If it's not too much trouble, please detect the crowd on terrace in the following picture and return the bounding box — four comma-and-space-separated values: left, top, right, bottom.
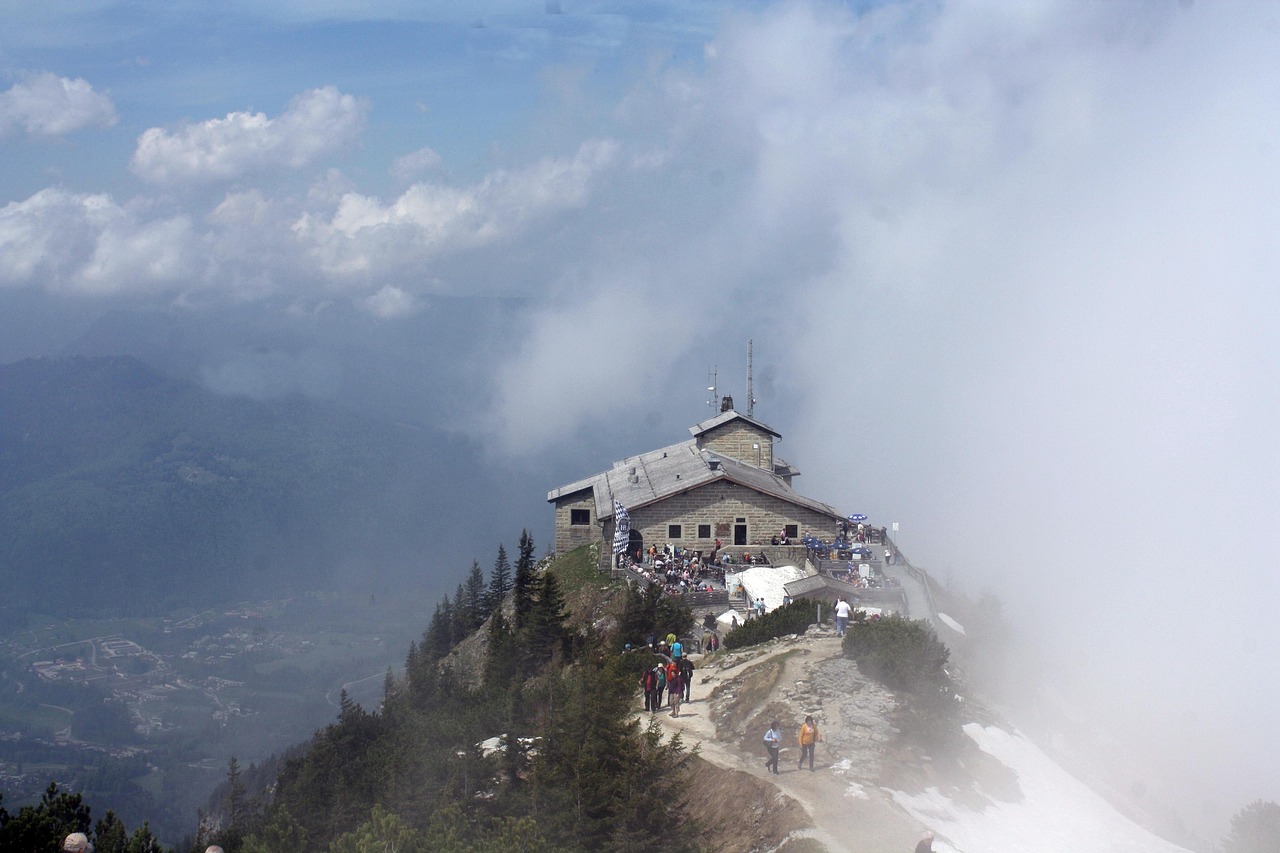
620, 542, 744, 596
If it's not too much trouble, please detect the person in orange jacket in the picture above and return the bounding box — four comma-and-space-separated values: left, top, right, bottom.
798, 714, 820, 771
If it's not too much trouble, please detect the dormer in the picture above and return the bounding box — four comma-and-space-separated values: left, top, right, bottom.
689, 406, 781, 470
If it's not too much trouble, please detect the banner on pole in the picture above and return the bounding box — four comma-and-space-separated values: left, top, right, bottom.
612, 500, 631, 556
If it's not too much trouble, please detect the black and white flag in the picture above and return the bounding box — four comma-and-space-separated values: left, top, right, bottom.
612, 500, 630, 556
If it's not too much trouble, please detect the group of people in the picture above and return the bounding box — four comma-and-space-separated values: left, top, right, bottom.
639, 636, 695, 718
762, 714, 822, 774
624, 543, 728, 595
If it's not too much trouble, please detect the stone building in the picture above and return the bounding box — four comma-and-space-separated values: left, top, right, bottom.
547, 401, 844, 567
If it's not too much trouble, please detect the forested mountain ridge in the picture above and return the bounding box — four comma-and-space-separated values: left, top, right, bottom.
0, 355, 477, 616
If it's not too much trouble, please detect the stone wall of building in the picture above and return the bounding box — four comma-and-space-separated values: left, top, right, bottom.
627, 480, 836, 554
553, 491, 599, 554
696, 422, 774, 469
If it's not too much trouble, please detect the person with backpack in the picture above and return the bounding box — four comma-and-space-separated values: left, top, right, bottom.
668, 666, 684, 717
641, 666, 659, 712
679, 656, 694, 702
653, 663, 666, 709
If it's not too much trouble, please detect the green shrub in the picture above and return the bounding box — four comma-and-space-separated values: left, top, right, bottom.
722, 600, 816, 650
842, 616, 963, 753
840, 615, 949, 692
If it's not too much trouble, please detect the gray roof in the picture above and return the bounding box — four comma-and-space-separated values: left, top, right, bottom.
689, 409, 782, 439
784, 575, 860, 598
547, 437, 842, 522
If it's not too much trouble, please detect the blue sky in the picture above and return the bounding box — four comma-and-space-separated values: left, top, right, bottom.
4, 0, 1280, 840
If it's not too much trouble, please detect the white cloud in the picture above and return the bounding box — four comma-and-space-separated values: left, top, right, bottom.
493, 285, 695, 454
297, 138, 619, 281
361, 284, 420, 318
131, 86, 368, 185
0, 188, 197, 295
390, 146, 443, 182
0, 72, 117, 137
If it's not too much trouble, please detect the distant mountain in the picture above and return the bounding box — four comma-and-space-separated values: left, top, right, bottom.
0, 355, 488, 616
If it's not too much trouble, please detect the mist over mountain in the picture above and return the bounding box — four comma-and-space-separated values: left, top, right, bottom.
0, 354, 509, 616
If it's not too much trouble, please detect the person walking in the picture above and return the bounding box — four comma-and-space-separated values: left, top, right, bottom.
834, 596, 852, 636
679, 656, 694, 702
668, 667, 683, 717
641, 666, 658, 712
798, 715, 820, 771
763, 720, 782, 774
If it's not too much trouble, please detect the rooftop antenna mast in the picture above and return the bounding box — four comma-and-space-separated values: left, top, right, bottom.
746, 339, 757, 417
706, 366, 719, 412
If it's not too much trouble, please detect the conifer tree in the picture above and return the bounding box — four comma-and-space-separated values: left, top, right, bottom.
484, 607, 519, 689
123, 822, 163, 853
527, 569, 570, 666
487, 544, 513, 613
94, 811, 128, 853
422, 597, 454, 661
464, 559, 489, 627
513, 530, 537, 629
450, 581, 471, 646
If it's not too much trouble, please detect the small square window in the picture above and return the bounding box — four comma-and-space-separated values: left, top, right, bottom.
570, 508, 590, 525
784, 524, 798, 539
697, 524, 711, 539
668, 524, 682, 539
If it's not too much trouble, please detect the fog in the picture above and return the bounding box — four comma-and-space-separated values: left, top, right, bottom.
2, 0, 1278, 841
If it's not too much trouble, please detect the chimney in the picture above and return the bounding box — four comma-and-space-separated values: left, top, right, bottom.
720, 395, 734, 413
708, 456, 721, 471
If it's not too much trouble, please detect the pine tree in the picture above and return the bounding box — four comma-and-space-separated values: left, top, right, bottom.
487, 544, 513, 613
513, 530, 536, 629
464, 559, 489, 627
123, 822, 163, 853
1224, 800, 1280, 853
94, 811, 128, 853
484, 607, 519, 690
422, 597, 454, 660
527, 570, 570, 667
450, 581, 471, 646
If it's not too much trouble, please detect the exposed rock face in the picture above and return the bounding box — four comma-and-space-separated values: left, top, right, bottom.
663, 631, 926, 853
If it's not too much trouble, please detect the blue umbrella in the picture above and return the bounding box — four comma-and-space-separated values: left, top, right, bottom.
847, 513, 868, 522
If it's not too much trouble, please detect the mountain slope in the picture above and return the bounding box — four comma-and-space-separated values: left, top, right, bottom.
659, 631, 1192, 853
0, 355, 482, 615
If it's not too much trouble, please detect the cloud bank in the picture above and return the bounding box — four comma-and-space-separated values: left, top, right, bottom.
131, 87, 368, 185
0, 72, 116, 137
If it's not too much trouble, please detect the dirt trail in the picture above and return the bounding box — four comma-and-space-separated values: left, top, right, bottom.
652, 630, 927, 853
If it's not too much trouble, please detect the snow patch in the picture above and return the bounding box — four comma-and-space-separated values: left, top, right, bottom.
889, 725, 1190, 853
937, 612, 966, 635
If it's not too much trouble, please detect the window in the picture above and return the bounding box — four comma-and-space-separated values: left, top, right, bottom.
570, 509, 590, 525
784, 524, 798, 539
668, 524, 682, 539
697, 524, 711, 539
